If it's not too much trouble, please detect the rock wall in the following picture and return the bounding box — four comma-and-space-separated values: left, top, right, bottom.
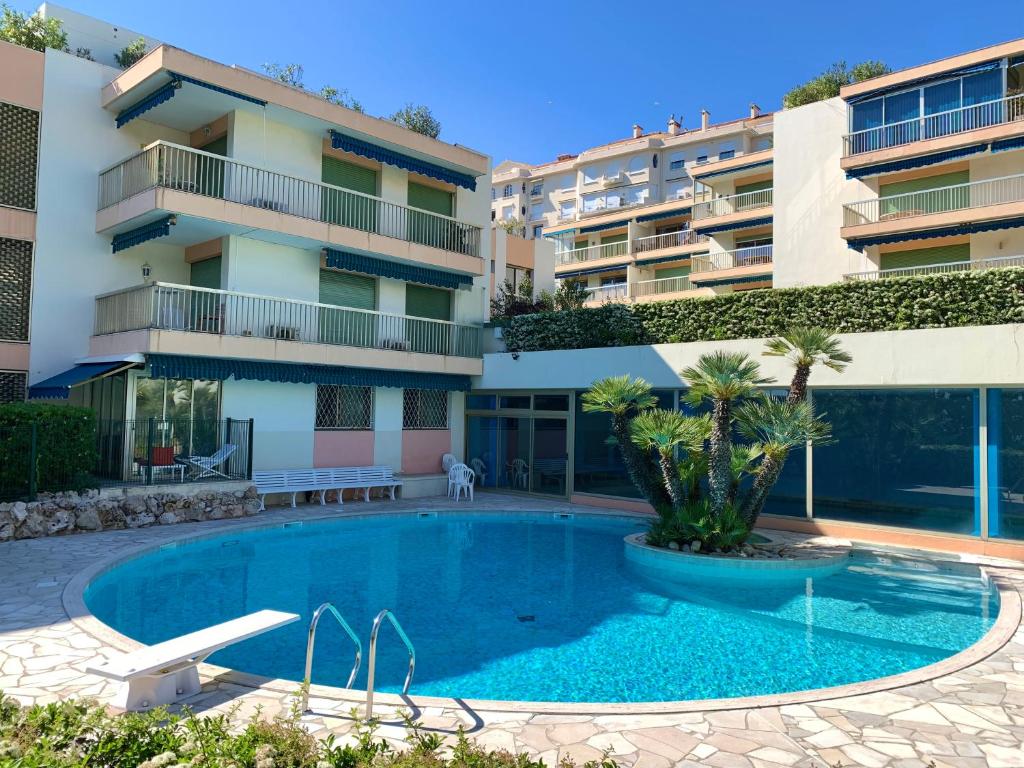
0, 487, 260, 542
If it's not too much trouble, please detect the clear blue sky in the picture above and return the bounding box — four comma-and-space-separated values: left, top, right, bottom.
60, 0, 1023, 166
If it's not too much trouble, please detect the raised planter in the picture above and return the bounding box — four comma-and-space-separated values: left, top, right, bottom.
623, 532, 851, 584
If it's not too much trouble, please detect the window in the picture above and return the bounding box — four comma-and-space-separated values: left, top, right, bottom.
503, 184, 513, 198
501, 205, 515, 220
624, 185, 650, 205
668, 151, 685, 170
559, 199, 576, 219
665, 180, 690, 200
696, 153, 708, 165
753, 137, 773, 151
530, 182, 543, 196
605, 161, 621, 178
718, 142, 736, 160
583, 166, 600, 184
627, 155, 645, 174
403, 389, 448, 430
0, 102, 39, 210
532, 224, 543, 237
315, 385, 373, 430
530, 203, 543, 220
491, 187, 496, 200
558, 174, 575, 192
505, 266, 532, 292
133, 377, 223, 458
0, 237, 32, 342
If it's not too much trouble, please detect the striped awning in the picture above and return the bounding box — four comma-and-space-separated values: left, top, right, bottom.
555, 263, 627, 279
846, 215, 1024, 251
28, 360, 139, 399
635, 252, 706, 267
694, 159, 773, 180
323, 249, 472, 290
111, 215, 175, 253
845, 143, 990, 180
694, 216, 773, 235
637, 205, 692, 223
692, 273, 773, 288
147, 354, 471, 391
116, 74, 265, 129
329, 130, 477, 190
992, 136, 1024, 154
579, 218, 630, 234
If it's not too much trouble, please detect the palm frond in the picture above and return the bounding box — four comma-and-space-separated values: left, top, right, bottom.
630, 410, 710, 456
581, 375, 658, 416
680, 351, 774, 405
735, 395, 832, 454
763, 326, 852, 372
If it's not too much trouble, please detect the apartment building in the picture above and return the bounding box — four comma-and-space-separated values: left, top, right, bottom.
4, 4, 491, 490
491, 108, 774, 305
478, 38, 1024, 558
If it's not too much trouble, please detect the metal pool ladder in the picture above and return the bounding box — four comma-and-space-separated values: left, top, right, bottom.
365, 609, 416, 718
301, 603, 362, 712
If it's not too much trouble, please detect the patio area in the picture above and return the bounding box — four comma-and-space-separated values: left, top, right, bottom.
1, 493, 1023, 768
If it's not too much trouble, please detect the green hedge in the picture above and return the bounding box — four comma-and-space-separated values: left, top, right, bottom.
502, 268, 1024, 353
0, 402, 97, 497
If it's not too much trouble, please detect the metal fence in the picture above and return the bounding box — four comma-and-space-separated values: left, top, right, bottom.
584, 283, 629, 302
632, 230, 708, 253
692, 188, 773, 220
557, 240, 629, 265
631, 275, 696, 297
843, 94, 1024, 156
843, 173, 1024, 226
691, 244, 774, 273
843, 254, 1024, 282
94, 282, 484, 358
98, 141, 483, 258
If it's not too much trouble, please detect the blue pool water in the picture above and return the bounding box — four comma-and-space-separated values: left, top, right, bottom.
84, 512, 999, 703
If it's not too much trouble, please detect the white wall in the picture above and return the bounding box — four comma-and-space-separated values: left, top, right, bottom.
221, 379, 314, 469
773, 97, 874, 287
30, 49, 189, 383
228, 109, 321, 181
373, 387, 403, 467
39, 3, 160, 69
222, 236, 318, 301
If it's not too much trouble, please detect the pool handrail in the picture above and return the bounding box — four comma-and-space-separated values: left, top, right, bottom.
301, 602, 363, 712
365, 608, 416, 717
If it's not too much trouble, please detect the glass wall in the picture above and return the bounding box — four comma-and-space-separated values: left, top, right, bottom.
987, 389, 1024, 540
811, 389, 978, 534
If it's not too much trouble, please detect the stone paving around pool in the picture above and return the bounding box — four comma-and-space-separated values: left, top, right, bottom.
2, 493, 1023, 768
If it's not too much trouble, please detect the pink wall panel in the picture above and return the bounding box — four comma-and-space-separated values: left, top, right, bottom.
401, 430, 451, 474
313, 431, 374, 468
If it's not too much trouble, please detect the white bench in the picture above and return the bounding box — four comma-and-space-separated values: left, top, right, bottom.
253, 466, 403, 510
86, 609, 299, 711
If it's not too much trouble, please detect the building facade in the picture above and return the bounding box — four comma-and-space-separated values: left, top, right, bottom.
5, 4, 492, 491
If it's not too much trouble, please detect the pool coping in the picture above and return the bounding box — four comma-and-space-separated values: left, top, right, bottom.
62, 505, 1024, 717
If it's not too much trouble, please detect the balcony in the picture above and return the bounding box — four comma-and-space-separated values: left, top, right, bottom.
97, 141, 484, 272
584, 283, 629, 304
691, 245, 773, 281
631, 275, 709, 301
842, 95, 1024, 159
556, 240, 630, 267
92, 282, 483, 373
632, 230, 709, 257
691, 189, 773, 234
843, 254, 1024, 281
841, 173, 1024, 241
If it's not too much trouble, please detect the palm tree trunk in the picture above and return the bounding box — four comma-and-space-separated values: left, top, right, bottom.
658, 452, 685, 511
787, 364, 811, 404
742, 451, 787, 526
611, 413, 670, 508
708, 399, 733, 516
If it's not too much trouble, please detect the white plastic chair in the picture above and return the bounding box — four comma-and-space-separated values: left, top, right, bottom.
508, 458, 529, 489
448, 463, 475, 501
470, 457, 488, 487
442, 453, 459, 496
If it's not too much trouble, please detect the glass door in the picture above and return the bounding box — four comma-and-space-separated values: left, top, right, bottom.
531, 417, 569, 496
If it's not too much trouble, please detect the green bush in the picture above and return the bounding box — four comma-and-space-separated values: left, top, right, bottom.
0, 693, 616, 768
503, 269, 1024, 353
0, 402, 97, 496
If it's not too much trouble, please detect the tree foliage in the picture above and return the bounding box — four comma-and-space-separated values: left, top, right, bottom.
0, 3, 68, 52
390, 103, 442, 139
114, 37, 147, 69
261, 62, 364, 112
783, 59, 891, 108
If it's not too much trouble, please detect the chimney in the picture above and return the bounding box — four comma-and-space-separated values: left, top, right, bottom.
667, 114, 681, 136
700, 109, 710, 131
632, 124, 643, 139
749, 103, 761, 119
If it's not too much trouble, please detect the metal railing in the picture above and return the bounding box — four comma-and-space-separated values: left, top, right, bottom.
631, 275, 696, 297
632, 230, 708, 253
843, 254, 1024, 281
843, 172, 1024, 226
94, 282, 483, 358
98, 141, 482, 258
365, 609, 415, 717
557, 239, 629, 265
843, 94, 1024, 156
301, 603, 362, 712
691, 244, 774, 273
692, 188, 773, 220
584, 283, 629, 302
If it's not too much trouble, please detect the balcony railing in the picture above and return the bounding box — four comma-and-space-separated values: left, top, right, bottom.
557, 240, 629, 265
842, 173, 1024, 226
843, 254, 1024, 281
585, 283, 629, 302
632, 230, 708, 253
94, 282, 483, 358
632, 275, 695, 297
692, 188, 773, 220
843, 94, 1024, 157
691, 245, 774, 273
98, 141, 483, 258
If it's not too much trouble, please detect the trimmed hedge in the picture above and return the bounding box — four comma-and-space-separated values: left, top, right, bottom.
502, 268, 1024, 353
0, 402, 97, 497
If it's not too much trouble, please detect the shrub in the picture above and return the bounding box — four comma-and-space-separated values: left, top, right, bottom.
0, 402, 97, 495
0, 693, 616, 768
114, 37, 147, 68
0, 3, 68, 52
502, 303, 648, 353
783, 59, 891, 108
502, 269, 1024, 353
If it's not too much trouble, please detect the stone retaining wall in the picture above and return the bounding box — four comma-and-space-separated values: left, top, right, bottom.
0, 487, 260, 542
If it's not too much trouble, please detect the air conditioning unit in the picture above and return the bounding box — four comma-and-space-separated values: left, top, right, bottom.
267, 324, 299, 340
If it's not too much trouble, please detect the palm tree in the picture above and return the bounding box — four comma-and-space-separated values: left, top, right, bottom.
736, 395, 831, 525
581, 376, 668, 507
729, 443, 763, 504
681, 352, 772, 516
630, 410, 710, 510
764, 327, 851, 404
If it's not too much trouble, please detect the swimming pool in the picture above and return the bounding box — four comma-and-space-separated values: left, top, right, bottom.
84, 511, 999, 704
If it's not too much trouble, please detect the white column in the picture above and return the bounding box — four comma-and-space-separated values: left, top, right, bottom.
374, 387, 404, 469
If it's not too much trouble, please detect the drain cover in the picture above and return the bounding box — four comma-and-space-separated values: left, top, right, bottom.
517, 614, 536, 623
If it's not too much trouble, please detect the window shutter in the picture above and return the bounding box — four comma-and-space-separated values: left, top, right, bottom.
405, 284, 451, 320
880, 244, 970, 270
322, 156, 378, 195
319, 269, 376, 310
189, 256, 222, 290
408, 181, 454, 216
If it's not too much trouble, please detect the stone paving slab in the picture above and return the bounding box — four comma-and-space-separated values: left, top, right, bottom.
1, 493, 1023, 767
